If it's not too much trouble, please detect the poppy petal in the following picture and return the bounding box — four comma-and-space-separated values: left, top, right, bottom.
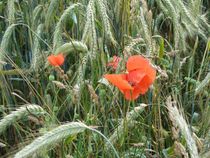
126, 55, 149, 72
55, 54, 65, 66
127, 69, 146, 86
124, 89, 140, 100
124, 78, 151, 100
113, 56, 121, 63
104, 74, 133, 91
107, 56, 121, 70
146, 65, 156, 83
134, 75, 152, 94
48, 55, 58, 66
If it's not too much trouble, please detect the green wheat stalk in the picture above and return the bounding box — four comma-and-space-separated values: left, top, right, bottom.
14, 122, 119, 158
82, 0, 95, 43
53, 3, 82, 51
0, 104, 46, 135
32, 5, 43, 29
54, 41, 88, 55
167, 96, 199, 158
105, 104, 147, 150
139, 5, 152, 55
95, 0, 117, 45
7, 0, 15, 24
161, 0, 180, 49
0, 24, 16, 70
195, 72, 210, 95
45, 0, 59, 29
82, 0, 97, 58
31, 24, 44, 70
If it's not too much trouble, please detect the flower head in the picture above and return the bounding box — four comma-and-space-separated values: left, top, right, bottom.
104, 55, 156, 100
107, 55, 121, 70
47, 53, 65, 67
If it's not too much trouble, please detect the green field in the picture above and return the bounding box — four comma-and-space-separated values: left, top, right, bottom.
0, 0, 209, 157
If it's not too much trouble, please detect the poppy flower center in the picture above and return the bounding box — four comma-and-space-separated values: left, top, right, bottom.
128, 81, 137, 87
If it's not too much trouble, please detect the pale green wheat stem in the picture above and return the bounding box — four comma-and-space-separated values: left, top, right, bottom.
167, 0, 207, 41
31, 24, 44, 70
0, 24, 16, 70
139, 6, 152, 55
189, 0, 195, 9
161, 0, 180, 49
114, 0, 123, 23
192, 0, 201, 15
197, 39, 210, 81
72, 52, 90, 102
195, 72, 210, 95
45, 0, 59, 29
0, 104, 46, 135
81, 0, 97, 58
0, 142, 6, 147
75, 53, 89, 87
167, 96, 199, 158
179, 25, 187, 51
17, 23, 52, 50
181, 21, 195, 38
53, 3, 81, 51
32, 5, 43, 29
82, 0, 95, 43
105, 104, 147, 151
156, 0, 169, 15
7, 0, 15, 24
14, 122, 119, 158
199, 15, 210, 35
174, 0, 206, 40
95, 0, 116, 45
86, 125, 120, 158
54, 41, 88, 55
130, 0, 140, 21
175, 0, 199, 29
154, 13, 165, 34
14, 122, 88, 158
89, 1, 97, 58
201, 150, 210, 158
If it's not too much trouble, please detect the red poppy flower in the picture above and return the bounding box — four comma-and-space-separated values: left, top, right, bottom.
47, 53, 65, 66
104, 55, 156, 100
107, 55, 121, 70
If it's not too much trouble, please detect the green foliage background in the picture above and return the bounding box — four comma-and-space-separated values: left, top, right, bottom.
0, 0, 209, 157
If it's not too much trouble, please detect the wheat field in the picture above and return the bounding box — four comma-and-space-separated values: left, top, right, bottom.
0, 0, 209, 157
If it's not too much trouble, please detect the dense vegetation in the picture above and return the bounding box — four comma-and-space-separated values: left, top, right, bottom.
0, 0, 209, 157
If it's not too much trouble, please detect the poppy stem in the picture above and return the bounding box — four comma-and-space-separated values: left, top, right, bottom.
131, 99, 135, 110
190, 94, 195, 131
147, 89, 153, 149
